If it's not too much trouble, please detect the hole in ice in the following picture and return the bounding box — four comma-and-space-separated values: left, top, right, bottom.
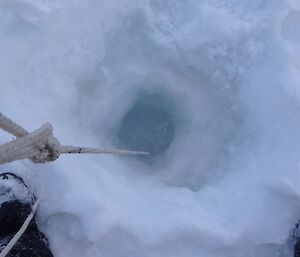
43, 212, 84, 241
117, 93, 175, 162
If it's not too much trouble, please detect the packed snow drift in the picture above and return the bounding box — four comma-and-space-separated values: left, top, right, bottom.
1, 0, 300, 256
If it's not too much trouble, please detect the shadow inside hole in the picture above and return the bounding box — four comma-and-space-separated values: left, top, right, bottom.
117, 93, 175, 163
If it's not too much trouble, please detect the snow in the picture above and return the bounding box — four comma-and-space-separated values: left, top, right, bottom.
1, 0, 300, 256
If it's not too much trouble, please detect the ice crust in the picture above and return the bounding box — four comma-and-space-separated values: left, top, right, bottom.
1, 0, 300, 256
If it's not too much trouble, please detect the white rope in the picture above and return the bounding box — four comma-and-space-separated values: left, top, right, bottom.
0, 112, 149, 256
0, 197, 41, 257
0, 112, 149, 165
0, 162, 46, 257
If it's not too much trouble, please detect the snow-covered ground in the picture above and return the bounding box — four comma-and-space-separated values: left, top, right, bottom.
1, 0, 300, 256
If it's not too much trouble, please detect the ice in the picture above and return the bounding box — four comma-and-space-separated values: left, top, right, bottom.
1, 0, 300, 256
117, 93, 175, 161
281, 11, 300, 44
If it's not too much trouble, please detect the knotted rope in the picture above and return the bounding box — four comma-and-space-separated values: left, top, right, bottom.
0, 112, 149, 165
0, 112, 149, 257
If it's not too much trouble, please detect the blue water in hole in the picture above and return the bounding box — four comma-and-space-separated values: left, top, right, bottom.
117, 94, 175, 162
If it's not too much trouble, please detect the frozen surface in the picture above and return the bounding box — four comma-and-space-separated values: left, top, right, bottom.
117, 93, 175, 161
1, 0, 300, 256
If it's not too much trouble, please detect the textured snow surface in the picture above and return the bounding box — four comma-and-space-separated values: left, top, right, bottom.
1, 0, 300, 256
